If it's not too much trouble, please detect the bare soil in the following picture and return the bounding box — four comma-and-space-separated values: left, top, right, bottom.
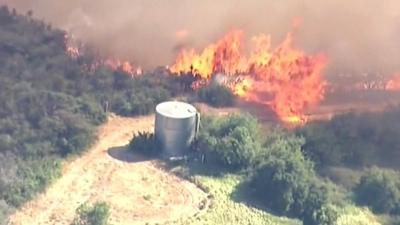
8, 115, 206, 225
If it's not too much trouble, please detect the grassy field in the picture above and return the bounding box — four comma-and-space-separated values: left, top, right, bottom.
178, 175, 299, 225
335, 206, 382, 225
164, 162, 393, 225
167, 170, 300, 225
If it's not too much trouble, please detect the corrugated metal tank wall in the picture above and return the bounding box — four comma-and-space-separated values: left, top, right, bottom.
155, 101, 199, 157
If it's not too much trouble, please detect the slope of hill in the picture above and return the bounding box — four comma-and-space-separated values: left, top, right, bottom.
9, 115, 207, 225
0, 5, 175, 223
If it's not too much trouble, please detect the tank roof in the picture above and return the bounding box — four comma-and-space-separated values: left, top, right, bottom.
156, 101, 197, 119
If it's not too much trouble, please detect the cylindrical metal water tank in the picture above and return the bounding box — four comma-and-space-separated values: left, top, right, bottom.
155, 101, 199, 157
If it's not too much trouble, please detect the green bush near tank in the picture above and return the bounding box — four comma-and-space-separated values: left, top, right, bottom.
128, 132, 162, 157
196, 113, 264, 170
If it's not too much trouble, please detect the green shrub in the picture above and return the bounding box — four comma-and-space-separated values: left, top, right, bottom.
0, 7, 179, 223
197, 114, 264, 170
249, 132, 339, 225
299, 108, 400, 168
197, 84, 235, 107
318, 167, 364, 190
128, 132, 161, 157
109, 77, 172, 117
71, 202, 110, 225
0, 7, 179, 225
354, 167, 400, 214
2, 158, 62, 207
249, 135, 313, 214
309, 204, 339, 225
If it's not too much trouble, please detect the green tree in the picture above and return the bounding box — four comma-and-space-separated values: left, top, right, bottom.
354, 167, 400, 214
249, 131, 339, 225
309, 204, 338, 225
0, 6, 178, 223
249, 134, 313, 214
129, 132, 161, 157
72, 202, 110, 225
197, 114, 264, 170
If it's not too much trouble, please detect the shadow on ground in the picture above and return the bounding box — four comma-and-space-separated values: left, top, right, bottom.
107, 146, 150, 163
162, 155, 231, 178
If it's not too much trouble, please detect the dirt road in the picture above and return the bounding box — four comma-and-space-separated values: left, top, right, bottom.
9, 115, 206, 225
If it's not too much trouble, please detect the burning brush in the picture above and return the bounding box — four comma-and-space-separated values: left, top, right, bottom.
65, 35, 142, 76
65, 28, 328, 124
169, 30, 327, 123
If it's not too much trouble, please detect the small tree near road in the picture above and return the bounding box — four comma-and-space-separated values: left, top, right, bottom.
71, 201, 110, 225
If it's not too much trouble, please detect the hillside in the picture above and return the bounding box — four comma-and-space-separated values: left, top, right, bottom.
0, 6, 176, 223
2, 4, 400, 225
9, 115, 207, 225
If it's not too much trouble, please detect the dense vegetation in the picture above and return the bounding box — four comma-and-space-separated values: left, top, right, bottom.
128, 132, 161, 157
172, 173, 301, 225
2, 4, 400, 225
185, 109, 400, 224
297, 106, 400, 221
196, 114, 264, 170
194, 113, 342, 225
299, 108, 400, 168
0, 6, 179, 223
197, 84, 236, 107
197, 114, 263, 169
71, 202, 110, 225
354, 167, 400, 215
249, 133, 339, 225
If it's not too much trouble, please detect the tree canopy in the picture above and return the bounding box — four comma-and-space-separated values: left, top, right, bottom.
196, 113, 264, 170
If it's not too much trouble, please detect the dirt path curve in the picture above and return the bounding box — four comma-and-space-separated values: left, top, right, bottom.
9, 115, 206, 225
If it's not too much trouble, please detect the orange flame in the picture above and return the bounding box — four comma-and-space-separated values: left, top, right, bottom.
65, 34, 81, 59
386, 74, 400, 91
66, 46, 80, 59
104, 59, 142, 76
170, 30, 247, 79
65, 36, 142, 76
170, 30, 328, 123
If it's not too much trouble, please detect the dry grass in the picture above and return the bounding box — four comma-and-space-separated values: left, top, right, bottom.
8, 115, 207, 225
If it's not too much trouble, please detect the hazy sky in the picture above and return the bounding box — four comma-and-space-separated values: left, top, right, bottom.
2, 0, 400, 76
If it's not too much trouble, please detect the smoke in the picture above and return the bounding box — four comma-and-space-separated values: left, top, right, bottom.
2, 0, 400, 76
